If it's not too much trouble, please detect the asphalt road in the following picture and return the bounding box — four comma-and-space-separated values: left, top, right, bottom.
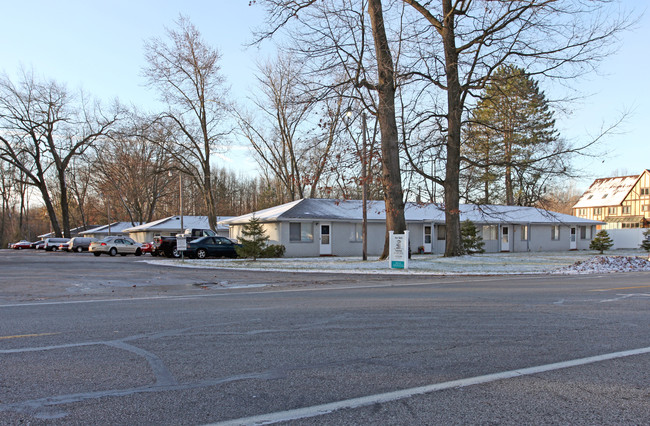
1, 250, 649, 425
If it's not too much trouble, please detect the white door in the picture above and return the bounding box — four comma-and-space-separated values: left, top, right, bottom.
423, 225, 432, 253
319, 222, 332, 255
570, 226, 577, 250
501, 226, 510, 252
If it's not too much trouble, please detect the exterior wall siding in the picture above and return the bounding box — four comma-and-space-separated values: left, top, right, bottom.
229, 220, 600, 257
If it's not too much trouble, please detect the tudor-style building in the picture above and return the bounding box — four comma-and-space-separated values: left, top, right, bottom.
572, 169, 650, 229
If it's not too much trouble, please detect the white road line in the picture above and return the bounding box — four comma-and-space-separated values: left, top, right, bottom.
210, 346, 650, 426
0, 276, 528, 308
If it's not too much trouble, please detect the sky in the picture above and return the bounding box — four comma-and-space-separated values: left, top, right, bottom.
1, 0, 648, 193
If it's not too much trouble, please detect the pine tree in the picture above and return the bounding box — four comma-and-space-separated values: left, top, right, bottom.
235, 217, 269, 260
463, 65, 560, 206
590, 229, 614, 254
461, 220, 485, 254
640, 229, 650, 253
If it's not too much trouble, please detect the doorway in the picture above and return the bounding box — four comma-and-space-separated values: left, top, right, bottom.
501, 225, 510, 252
319, 223, 332, 255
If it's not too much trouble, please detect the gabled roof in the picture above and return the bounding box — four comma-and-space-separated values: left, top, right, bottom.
222, 199, 601, 226
39, 224, 102, 238
122, 216, 231, 233
81, 222, 141, 235
572, 172, 645, 209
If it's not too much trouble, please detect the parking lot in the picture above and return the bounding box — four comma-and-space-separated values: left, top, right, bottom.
1, 250, 649, 424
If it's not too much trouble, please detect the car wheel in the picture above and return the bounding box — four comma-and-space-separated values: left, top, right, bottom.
197, 248, 207, 259
109, 247, 117, 256
172, 248, 181, 258
76, 246, 83, 253
135, 248, 142, 256
17, 246, 22, 250
93, 252, 101, 257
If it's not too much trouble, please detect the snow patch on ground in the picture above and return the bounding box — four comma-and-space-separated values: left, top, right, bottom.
556, 255, 650, 274
143, 250, 650, 275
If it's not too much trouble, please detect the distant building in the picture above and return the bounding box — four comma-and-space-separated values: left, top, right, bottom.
80, 222, 141, 239
38, 224, 100, 239
122, 216, 231, 243
572, 169, 650, 229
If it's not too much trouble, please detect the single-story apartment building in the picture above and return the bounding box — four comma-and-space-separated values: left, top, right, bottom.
80, 222, 141, 239
122, 215, 231, 243
221, 199, 603, 257
39, 224, 100, 239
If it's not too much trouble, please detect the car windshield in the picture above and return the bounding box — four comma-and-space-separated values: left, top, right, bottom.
99, 237, 115, 242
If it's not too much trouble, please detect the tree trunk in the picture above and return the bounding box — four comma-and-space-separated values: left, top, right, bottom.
57, 171, 71, 238
39, 182, 62, 237
442, 0, 463, 257
504, 131, 514, 205
368, 0, 407, 260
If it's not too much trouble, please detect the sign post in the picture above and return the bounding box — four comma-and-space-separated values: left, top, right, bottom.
176, 233, 187, 262
389, 230, 409, 269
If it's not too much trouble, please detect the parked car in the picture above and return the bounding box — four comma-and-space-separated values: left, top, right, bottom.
66, 237, 97, 253
11, 240, 33, 250
43, 238, 70, 251
89, 236, 142, 257
182, 236, 241, 259
31, 240, 45, 249
153, 228, 217, 258
141, 242, 154, 255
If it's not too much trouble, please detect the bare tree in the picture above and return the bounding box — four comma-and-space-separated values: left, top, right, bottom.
91, 116, 175, 225
143, 15, 231, 231
396, 0, 630, 255
0, 69, 121, 237
252, 0, 407, 258
236, 53, 345, 201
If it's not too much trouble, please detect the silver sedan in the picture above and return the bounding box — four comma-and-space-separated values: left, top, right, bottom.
89, 236, 143, 257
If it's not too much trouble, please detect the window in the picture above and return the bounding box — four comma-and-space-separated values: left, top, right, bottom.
642, 205, 650, 212
607, 207, 617, 215
520, 225, 528, 241
350, 223, 362, 242
622, 206, 630, 214
551, 226, 560, 241
641, 188, 649, 196
482, 225, 498, 240
622, 223, 640, 229
424, 225, 432, 244
594, 208, 602, 215
580, 226, 592, 240
437, 225, 446, 240
289, 222, 313, 242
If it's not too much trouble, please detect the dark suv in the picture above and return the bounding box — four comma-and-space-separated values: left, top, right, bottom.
67, 237, 97, 252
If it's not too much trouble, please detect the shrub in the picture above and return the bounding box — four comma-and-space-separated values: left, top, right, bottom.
235, 216, 269, 260
589, 229, 614, 254
461, 219, 485, 254
641, 229, 650, 252
261, 244, 286, 258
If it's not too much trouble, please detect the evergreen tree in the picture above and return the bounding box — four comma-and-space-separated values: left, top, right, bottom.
590, 230, 614, 254
463, 65, 561, 206
640, 229, 650, 253
235, 216, 269, 260
461, 220, 485, 254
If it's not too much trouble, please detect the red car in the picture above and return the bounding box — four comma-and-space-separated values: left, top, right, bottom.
141, 242, 155, 255
11, 240, 33, 250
